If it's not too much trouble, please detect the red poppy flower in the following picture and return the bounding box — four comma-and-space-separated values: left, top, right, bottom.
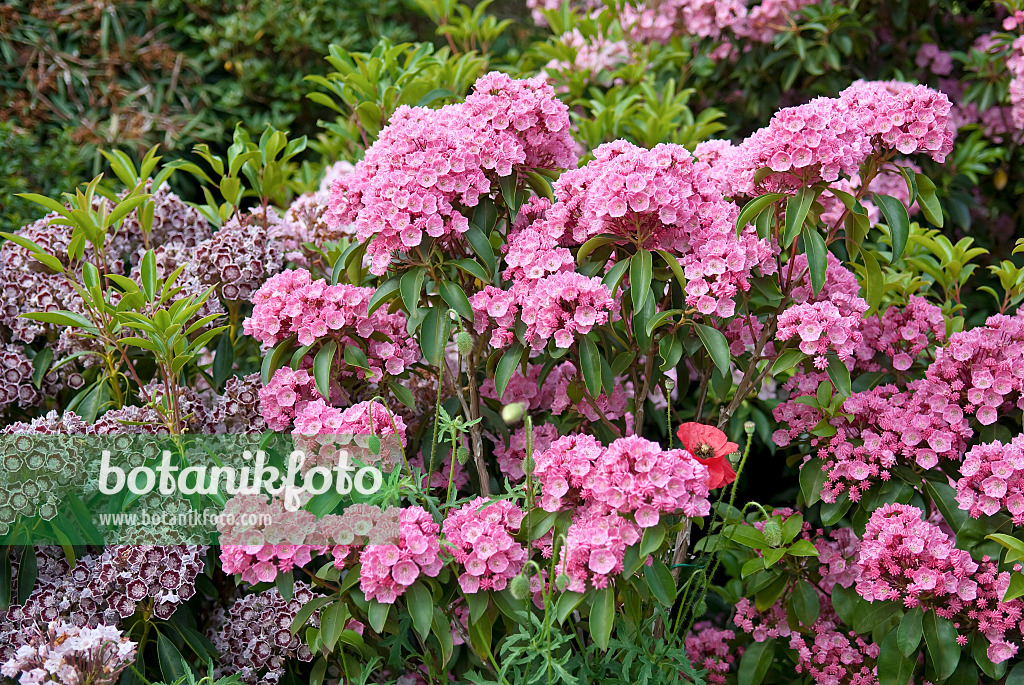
676, 422, 739, 489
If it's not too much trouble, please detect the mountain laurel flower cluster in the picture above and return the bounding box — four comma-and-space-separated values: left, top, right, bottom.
1, 623, 136, 685
10, 5, 1024, 684
442, 498, 527, 593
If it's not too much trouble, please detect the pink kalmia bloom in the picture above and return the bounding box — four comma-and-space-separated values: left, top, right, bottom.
443, 497, 527, 594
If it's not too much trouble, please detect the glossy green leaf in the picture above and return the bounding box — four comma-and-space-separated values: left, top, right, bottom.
803, 226, 828, 295
783, 187, 817, 247
694, 323, 731, 376
579, 335, 602, 397
589, 586, 615, 649
736, 193, 787, 235
874, 193, 910, 262
630, 248, 653, 312
494, 342, 524, 399
439, 280, 474, 323
737, 638, 775, 685
313, 341, 337, 400
878, 629, 916, 685
420, 306, 450, 367
923, 611, 960, 680
406, 581, 433, 641
897, 608, 923, 657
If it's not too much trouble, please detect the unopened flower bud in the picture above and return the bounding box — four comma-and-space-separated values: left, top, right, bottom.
692, 597, 707, 618
744, 421, 756, 435
455, 331, 473, 356
763, 520, 783, 548
368, 435, 381, 455
665, 379, 675, 391
509, 574, 531, 600
555, 574, 570, 592
501, 402, 526, 426
456, 445, 470, 465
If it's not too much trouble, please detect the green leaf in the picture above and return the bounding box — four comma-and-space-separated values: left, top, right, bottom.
368, 600, 390, 634
420, 306, 450, 367
862, 249, 884, 314
579, 336, 602, 397
289, 596, 332, 635
320, 600, 345, 650
853, 600, 900, 634
826, 357, 851, 396
694, 323, 731, 376
22, 310, 95, 330
555, 590, 585, 625
737, 639, 775, 685
452, 258, 490, 284
736, 193, 787, 235
156, 634, 186, 685
630, 248, 653, 312
261, 335, 296, 384
406, 582, 433, 641
577, 234, 620, 264
878, 629, 916, 685
1005, 660, 1024, 685
771, 349, 805, 376
791, 580, 820, 626
431, 608, 454, 667
439, 280, 474, 323
923, 611, 960, 680
786, 539, 819, 556
309, 659, 328, 685
313, 341, 337, 400
499, 172, 522, 222
368, 277, 400, 315
388, 381, 416, 410
783, 187, 817, 248
494, 342, 524, 399
897, 608, 923, 657
874, 193, 911, 262
602, 257, 631, 296
915, 173, 943, 227
16, 545, 37, 605
803, 227, 828, 295
31, 347, 54, 389
400, 266, 425, 312
589, 586, 615, 649
464, 224, 496, 275
639, 524, 666, 558
644, 559, 677, 606
655, 249, 687, 288
799, 459, 826, 506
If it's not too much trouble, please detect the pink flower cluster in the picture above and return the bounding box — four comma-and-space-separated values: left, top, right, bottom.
544, 139, 774, 318
856, 505, 1024, 663
684, 622, 736, 685
1010, 36, 1024, 129
293, 400, 408, 468
787, 619, 880, 685
776, 299, 868, 369
259, 367, 320, 432
359, 506, 443, 603
589, 435, 711, 527
776, 311, 1024, 503
916, 43, 954, 75
490, 421, 559, 481
734, 96, 872, 193
839, 80, 955, 162
442, 497, 527, 593
219, 495, 323, 585
956, 435, 1024, 522
856, 503, 979, 607
558, 504, 641, 591
1, 622, 136, 685
711, 81, 954, 197
856, 295, 946, 372
533, 433, 605, 512
322, 503, 400, 568
245, 269, 419, 383
470, 271, 614, 350
327, 72, 575, 274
